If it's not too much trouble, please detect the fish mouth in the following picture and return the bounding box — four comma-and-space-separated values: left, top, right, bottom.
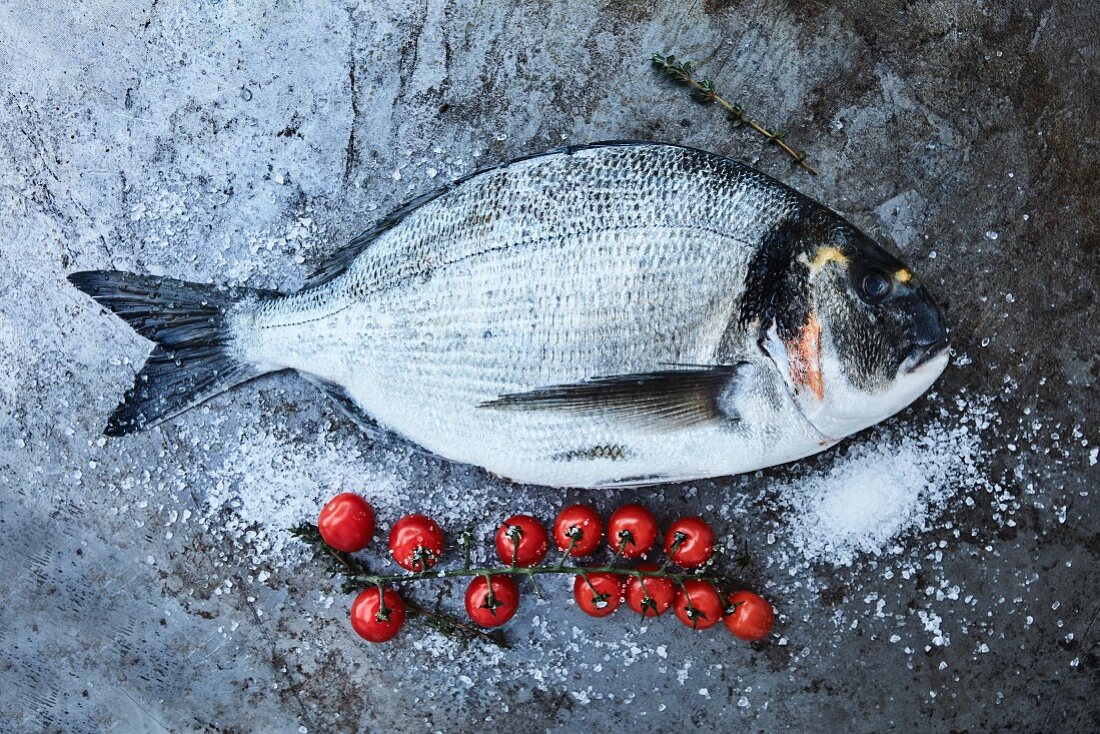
902, 337, 950, 374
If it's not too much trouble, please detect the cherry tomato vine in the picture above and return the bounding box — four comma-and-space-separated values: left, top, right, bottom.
292, 497, 775, 648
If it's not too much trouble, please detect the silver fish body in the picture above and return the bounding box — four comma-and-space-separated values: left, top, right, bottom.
70, 142, 950, 488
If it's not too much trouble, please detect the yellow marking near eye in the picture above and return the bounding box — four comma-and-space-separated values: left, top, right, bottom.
800, 246, 848, 273
895, 268, 912, 283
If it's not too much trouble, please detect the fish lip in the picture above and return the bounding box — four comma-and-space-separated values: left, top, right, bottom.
902, 337, 950, 373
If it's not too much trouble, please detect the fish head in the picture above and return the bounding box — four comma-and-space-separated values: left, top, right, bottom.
756, 213, 949, 440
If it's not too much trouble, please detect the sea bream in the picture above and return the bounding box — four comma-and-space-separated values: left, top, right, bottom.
69, 141, 949, 488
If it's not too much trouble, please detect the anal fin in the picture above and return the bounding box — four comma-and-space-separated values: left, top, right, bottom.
301, 375, 429, 456
300, 376, 381, 431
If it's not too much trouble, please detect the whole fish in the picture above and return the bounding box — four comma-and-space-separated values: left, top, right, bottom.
69, 141, 948, 488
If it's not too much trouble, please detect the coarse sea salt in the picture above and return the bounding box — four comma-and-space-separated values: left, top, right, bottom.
776, 400, 988, 568
192, 416, 403, 569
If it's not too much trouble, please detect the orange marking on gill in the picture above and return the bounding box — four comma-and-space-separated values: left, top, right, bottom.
786, 314, 825, 400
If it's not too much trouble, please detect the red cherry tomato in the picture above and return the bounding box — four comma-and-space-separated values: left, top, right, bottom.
664, 517, 715, 568
350, 587, 405, 642
552, 504, 603, 557
465, 575, 520, 627
673, 580, 724, 630
388, 514, 445, 571
317, 493, 375, 552
573, 572, 624, 617
624, 563, 675, 617
606, 504, 658, 559
495, 514, 549, 567
724, 590, 775, 641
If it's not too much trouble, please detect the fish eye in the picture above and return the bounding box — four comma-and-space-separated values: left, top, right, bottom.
858, 270, 892, 304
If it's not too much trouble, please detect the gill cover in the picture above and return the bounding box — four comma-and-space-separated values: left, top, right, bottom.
741, 211, 949, 440
738, 215, 822, 424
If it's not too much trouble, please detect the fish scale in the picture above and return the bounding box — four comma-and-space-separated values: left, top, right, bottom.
350, 233, 738, 385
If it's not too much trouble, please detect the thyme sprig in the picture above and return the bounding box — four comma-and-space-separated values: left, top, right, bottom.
651, 52, 816, 174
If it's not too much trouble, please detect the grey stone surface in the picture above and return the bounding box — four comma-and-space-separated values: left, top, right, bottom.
1, 1, 1096, 732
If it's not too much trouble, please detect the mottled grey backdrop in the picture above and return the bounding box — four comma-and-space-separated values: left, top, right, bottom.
1, 1, 1096, 732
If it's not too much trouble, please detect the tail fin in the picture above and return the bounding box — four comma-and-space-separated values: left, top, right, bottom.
67, 270, 276, 436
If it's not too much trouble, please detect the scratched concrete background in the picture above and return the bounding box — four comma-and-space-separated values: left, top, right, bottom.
1, 1, 1097, 732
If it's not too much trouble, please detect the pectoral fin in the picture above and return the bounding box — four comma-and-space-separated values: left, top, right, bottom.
479, 365, 746, 430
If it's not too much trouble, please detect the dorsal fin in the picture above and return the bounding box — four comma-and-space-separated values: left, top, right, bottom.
302, 141, 675, 289
305, 139, 815, 291
304, 186, 455, 288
